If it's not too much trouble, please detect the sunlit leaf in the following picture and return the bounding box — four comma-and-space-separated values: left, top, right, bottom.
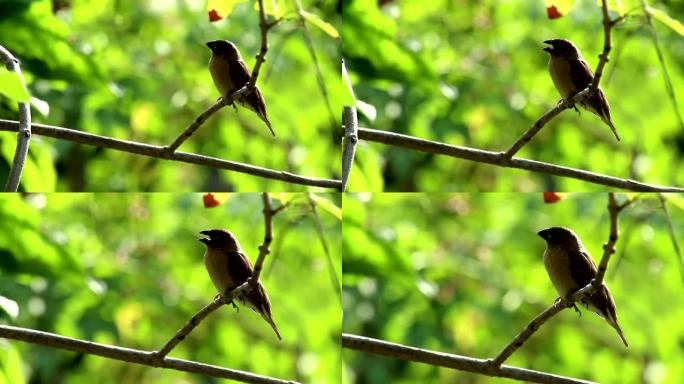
0, 69, 30, 102
546, 0, 574, 19
647, 6, 684, 36
299, 10, 339, 38
207, 0, 247, 22
309, 194, 342, 220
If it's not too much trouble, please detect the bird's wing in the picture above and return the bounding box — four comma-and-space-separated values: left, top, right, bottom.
226, 250, 254, 288
227, 59, 252, 90
568, 249, 598, 287
568, 58, 594, 91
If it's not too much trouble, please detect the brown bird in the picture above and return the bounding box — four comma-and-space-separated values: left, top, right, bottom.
206, 40, 275, 136
538, 227, 628, 347
543, 39, 620, 141
199, 229, 281, 340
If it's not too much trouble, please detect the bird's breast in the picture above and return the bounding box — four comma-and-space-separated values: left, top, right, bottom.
204, 248, 234, 294
543, 247, 580, 297
208, 56, 235, 98
548, 57, 577, 98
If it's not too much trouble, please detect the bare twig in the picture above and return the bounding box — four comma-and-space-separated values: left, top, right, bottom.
306, 193, 341, 303
165, 0, 276, 152
342, 333, 594, 384
504, 0, 617, 159
0, 325, 298, 384
154, 193, 281, 358
341, 106, 358, 191
0, 45, 31, 192
489, 192, 628, 368
0, 119, 341, 189
357, 128, 683, 192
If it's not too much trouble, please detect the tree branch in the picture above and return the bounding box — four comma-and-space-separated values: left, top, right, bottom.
165, 0, 276, 152
154, 193, 280, 359
341, 333, 594, 384
0, 44, 31, 192
489, 192, 628, 368
0, 325, 298, 384
341, 106, 358, 192
0, 119, 341, 189
503, 0, 617, 159
357, 128, 683, 192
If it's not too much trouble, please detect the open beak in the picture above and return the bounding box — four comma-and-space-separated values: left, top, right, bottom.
199, 230, 211, 243
542, 40, 553, 53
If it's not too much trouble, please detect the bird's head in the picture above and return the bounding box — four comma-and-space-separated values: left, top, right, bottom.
205, 40, 241, 60
543, 39, 581, 59
537, 226, 582, 247
199, 229, 241, 250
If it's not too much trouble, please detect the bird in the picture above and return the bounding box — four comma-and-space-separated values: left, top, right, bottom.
537, 226, 628, 347
543, 38, 620, 141
205, 40, 276, 137
199, 229, 282, 340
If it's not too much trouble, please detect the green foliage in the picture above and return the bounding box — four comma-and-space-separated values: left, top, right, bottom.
343, 0, 684, 191
0, 193, 342, 383
343, 192, 684, 383
0, 0, 341, 191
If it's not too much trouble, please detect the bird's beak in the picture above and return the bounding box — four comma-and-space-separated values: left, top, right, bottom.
205, 41, 214, 51
537, 229, 548, 240
199, 230, 211, 243
542, 40, 553, 53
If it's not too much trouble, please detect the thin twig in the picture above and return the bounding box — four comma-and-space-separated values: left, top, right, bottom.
357, 127, 683, 192
0, 119, 341, 189
503, 0, 617, 159
342, 333, 594, 384
0, 44, 31, 192
0, 325, 298, 384
341, 106, 358, 191
306, 193, 342, 303
165, 0, 275, 152
294, 0, 338, 133
489, 192, 627, 368
154, 193, 280, 358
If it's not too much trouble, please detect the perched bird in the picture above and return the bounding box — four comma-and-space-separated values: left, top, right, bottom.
543, 38, 620, 141
538, 227, 628, 347
206, 40, 275, 136
199, 229, 282, 340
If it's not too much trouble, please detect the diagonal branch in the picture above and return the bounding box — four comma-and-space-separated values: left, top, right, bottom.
357, 127, 683, 192
341, 106, 358, 191
0, 325, 298, 384
166, 0, 277, 152
154, 193, 280, 359
0, 44, 32, 192
488, 192, 628, 368
0, 119, 341, 189
342, 333, 594, 384
503, 0, 618, 159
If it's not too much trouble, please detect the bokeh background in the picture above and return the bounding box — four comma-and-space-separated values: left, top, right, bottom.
343, 0, 684, 191
0, 0, 341, 191
0, 192, 342, 383
342, 192, 684, 383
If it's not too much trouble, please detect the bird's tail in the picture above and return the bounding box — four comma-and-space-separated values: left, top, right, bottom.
261, 312, 282, 340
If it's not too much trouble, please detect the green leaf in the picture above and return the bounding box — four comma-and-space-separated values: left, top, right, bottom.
647, 6, 684, 36
299, 10, 339, 38
310, 194, 342, 220
0, 69, 30, 102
